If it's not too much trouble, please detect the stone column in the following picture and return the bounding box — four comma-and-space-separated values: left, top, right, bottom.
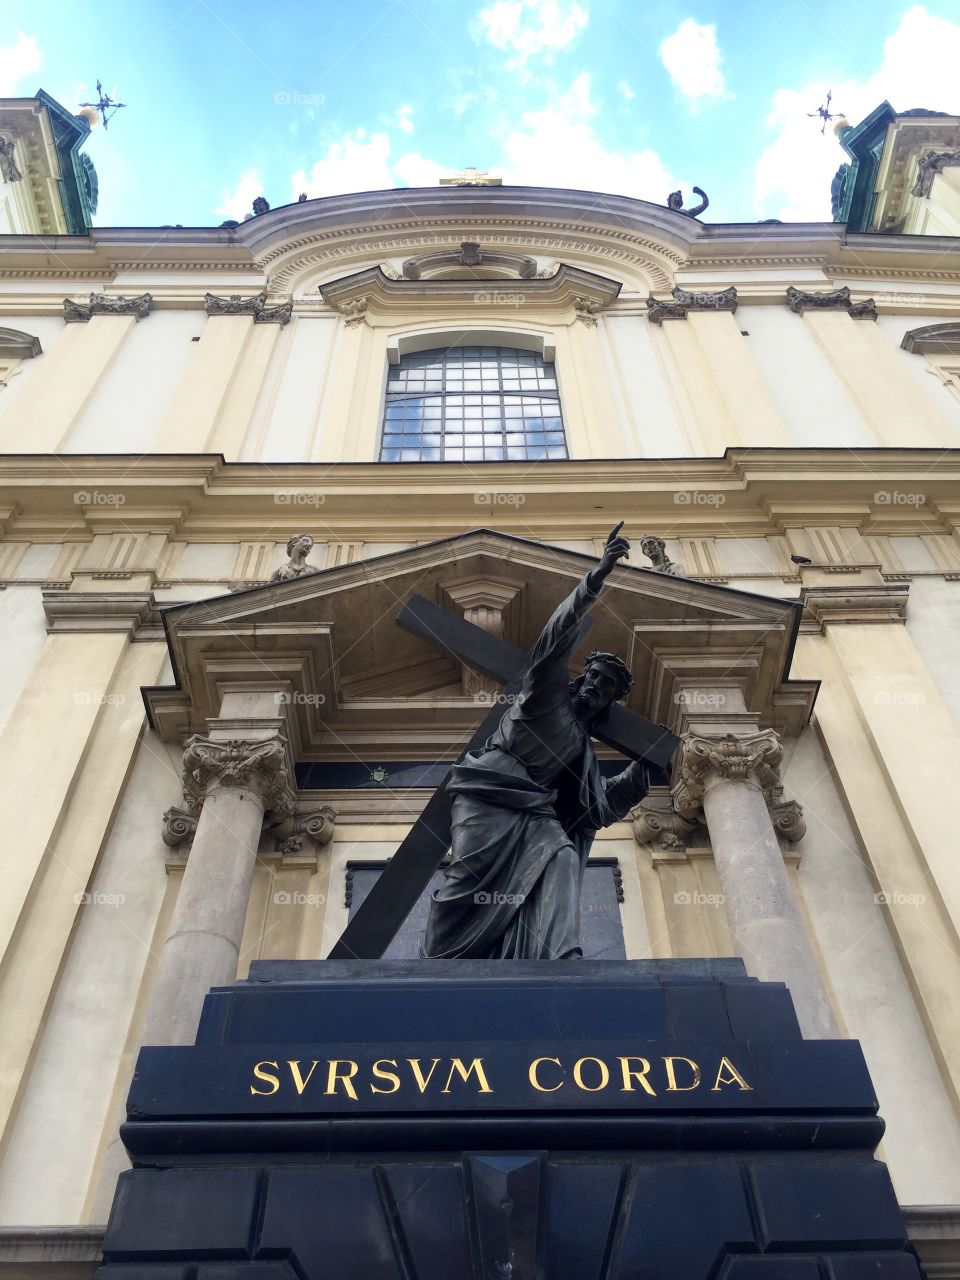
673, 730, 838, 1039
144, 733, 293, 1046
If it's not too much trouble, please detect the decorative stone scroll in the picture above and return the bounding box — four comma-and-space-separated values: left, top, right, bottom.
203, 292, 292, 325
785, 285, 877, 321
336, 298, 368, 327
912, 149, 960, 198
63, 293, 153, 323
632, 792, 699, 851
272, 806, 337, 861
645, 286, 737, 325
0, 136, 22, 183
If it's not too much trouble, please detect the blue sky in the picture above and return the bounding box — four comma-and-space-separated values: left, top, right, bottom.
2, 0, 960, 228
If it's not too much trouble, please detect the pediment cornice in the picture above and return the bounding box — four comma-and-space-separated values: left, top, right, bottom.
142, 530, 815, 755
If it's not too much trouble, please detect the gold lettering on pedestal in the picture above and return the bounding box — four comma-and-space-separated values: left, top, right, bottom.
529, 1057, 564, 1092
287, 1060, 320, 1095
618, 1057, 657, 1095
441, 1057, 493, 1094
573, 1056, 610, 1092
408, 1058, 443, 1093
711, 1056, 753, 1091
371, 1059, 401, 1094
325, 1059, 360, 1100
250, 1060, 281, 1096
664, 1056, 701, 1092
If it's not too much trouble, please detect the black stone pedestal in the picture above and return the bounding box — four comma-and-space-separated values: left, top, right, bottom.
97, 960, 922, 1279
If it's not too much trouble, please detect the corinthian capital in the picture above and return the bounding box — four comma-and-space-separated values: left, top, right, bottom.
672, 730, 783, 819
179, 734, 295, 818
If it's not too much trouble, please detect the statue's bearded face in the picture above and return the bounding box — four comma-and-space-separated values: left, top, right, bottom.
573, 660, 622, 719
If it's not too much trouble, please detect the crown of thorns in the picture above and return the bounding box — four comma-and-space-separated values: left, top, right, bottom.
580, 650, 634, 699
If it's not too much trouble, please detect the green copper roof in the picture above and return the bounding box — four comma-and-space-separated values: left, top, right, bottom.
36, 89, 98, 234
831, 100, 897, 230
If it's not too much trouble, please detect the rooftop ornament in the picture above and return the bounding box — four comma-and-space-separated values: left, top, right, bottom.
666, 187, 709, 218
78, 79, 126, 130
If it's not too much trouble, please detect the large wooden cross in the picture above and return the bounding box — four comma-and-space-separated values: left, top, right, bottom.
328, 593, 680, 960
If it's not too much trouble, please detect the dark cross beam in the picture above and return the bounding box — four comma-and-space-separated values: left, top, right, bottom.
328, 592, 680, 960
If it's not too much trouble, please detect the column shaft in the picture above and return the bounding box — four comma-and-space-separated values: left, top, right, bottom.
702, 774, 837, 1038
138, 783, 265, 1047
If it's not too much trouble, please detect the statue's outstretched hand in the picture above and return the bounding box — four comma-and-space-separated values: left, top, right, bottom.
597, 521, 630, 579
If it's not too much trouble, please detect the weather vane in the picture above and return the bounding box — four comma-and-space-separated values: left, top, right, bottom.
808, 90, 842, 135
78, 80, 126, 130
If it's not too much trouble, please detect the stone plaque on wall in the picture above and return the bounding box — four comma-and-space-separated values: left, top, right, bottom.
346, 858, 626, 959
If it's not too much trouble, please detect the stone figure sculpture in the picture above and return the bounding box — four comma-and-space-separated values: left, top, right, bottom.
640, 533, 686, 577
423, 523, 653, 960
667, 187, 710, 217
270, 533, 319, 582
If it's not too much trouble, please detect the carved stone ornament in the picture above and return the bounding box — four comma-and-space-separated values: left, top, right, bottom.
671, 730, 784, 821
272, 805, 338, 857
785, 285, 877, 321
632, 793, 699, 851
337, 297, 368, 327
770, 795, 806, 844
63, 293, 153, 323
666, 186, 709, 218
161, 807, 199, 848
0, 136, 22, 183
573, 296, 605, 326
203, 292, 292, 325
645, 285, 737, 325
178, 734, 294, 820
911, 149, 960, 198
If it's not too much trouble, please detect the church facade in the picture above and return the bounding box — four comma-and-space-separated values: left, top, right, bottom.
0, 93, 960, 1274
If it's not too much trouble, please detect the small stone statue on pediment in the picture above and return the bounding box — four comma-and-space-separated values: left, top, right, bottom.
271, 533, 320, 582
640, 533, 686, 577
667, 187, 709, 217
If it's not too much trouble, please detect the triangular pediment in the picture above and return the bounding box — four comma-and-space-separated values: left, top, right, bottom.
144, 530, 815, 758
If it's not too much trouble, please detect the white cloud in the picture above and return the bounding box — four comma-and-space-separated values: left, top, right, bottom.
617, 79, 635, 101
215, 169, 264, 220
755, 5, 960, 222
474, 0, 588, 66
659, 19, 729, 106
292, 130, 448, 198
498, 72, 677, 199
0, 32, 42, 95
394, 104, 415, 135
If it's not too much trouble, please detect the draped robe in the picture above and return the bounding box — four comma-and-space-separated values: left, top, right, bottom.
423, 571, 651, 960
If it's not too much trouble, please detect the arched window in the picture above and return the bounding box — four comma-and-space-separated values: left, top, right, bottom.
379, 345, 566, 462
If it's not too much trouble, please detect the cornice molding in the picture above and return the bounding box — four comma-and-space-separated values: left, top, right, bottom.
41, 591, 164, 640
799, 584, 910, 630
317, 262, 622, 321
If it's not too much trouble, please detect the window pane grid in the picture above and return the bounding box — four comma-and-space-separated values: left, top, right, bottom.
380, 347, 566, 462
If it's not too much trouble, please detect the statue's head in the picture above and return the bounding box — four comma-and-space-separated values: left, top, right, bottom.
287, 533, 314, 558
570, 650, 633, 722
640, 533, 666, 561
667, 190, 683, 210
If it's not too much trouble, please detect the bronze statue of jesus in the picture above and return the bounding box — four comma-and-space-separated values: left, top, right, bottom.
424, 523, 652, 960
